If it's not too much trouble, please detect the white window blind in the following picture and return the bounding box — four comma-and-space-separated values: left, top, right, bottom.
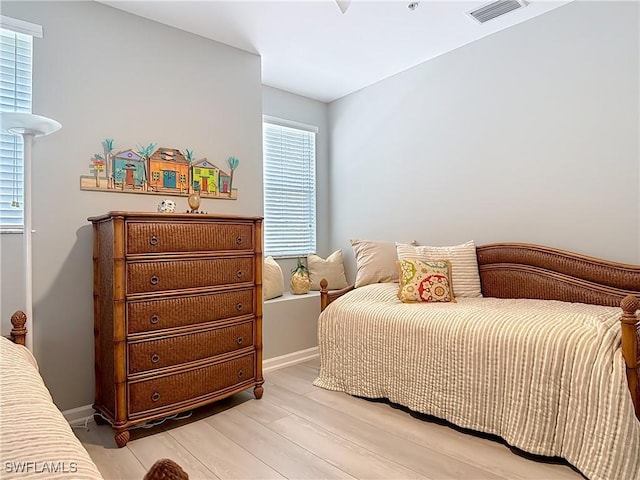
263, 119, 317, 257
0, 23, 34, 231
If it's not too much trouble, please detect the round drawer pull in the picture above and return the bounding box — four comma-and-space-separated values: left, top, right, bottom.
150, 275, 159, 285
150, 315, 159, 325
151, 392, 160, 402
236, 303, 243, 311
237, 336, 244, 345
236, 270, 243, 279
149, 236, 159, 246
151, 354, 160, 363
235, 236, 243, 245
237, 370, 244, 378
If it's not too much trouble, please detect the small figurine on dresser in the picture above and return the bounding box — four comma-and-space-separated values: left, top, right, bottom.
157, 199, 176, 213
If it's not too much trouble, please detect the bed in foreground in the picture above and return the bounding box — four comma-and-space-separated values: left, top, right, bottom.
0, 312, 187, 480
316, 243, 640, 480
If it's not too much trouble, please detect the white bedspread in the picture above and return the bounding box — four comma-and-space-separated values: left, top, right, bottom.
314, 283, 640, 480
0, 337, 102, 479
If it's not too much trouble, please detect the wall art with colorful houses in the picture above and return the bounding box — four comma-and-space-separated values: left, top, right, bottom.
79, 140, 239, 199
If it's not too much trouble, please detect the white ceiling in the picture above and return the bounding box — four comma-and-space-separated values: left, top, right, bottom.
100, 0, 573, 103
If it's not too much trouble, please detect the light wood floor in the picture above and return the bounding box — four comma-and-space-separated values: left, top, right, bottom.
75, 358, 583, 479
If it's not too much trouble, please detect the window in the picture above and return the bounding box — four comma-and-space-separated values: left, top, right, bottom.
0, 16, 41, 232
263, 117, 317, 257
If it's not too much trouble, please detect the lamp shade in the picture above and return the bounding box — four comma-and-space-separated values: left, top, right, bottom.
1, 112, 61, 137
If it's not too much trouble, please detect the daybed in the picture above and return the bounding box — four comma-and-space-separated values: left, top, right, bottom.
316, 243, 640, 480
0, 311, 188, 479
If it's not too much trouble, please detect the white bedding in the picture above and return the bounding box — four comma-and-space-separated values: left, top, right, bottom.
0, 336, 103, 479
314, 283, 640, 480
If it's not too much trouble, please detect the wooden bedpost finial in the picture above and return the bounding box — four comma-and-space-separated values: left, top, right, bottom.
10, 310, 27, 346
143, 458, 189, 480
320, 279, 329, 312
621, 295, 640, 319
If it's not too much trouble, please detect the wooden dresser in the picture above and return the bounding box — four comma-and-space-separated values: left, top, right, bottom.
89, 211, 263, 447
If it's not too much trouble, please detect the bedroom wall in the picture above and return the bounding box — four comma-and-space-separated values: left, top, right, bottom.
0, 1, 263, 411
328, 0, 640, 280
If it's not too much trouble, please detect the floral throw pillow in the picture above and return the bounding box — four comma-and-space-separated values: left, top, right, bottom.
396, 259, 455, 303
396, 241, 482, 298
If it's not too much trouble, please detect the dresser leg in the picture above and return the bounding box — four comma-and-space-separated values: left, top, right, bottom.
254, 385, 264, 399
114, 429, 130, 448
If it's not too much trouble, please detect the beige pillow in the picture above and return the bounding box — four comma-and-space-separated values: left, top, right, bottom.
308, 250, 349, 291
396, 241, 482, 298
263, 256, 284, 300
351, 239, 417, 288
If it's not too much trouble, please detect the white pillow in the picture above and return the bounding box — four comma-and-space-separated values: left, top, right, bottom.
396, 241, 482, 298
263, 256, 284, 300
307, 250, 349, 291
351, 239, 418, 288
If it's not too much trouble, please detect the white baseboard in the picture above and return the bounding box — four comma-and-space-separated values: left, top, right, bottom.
63, 347, 319, 427
263, 346, 319, 372
63, 404, 95, 427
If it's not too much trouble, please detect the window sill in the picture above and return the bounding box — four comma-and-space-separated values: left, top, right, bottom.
264, 291, 320, 304
268, 254, 316, 260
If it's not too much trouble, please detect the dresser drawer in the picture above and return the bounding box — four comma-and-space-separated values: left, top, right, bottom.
128, 353, 255, 415
127, 288, 254, 334
126, 221, 254, 255
127, 257, 254, 294
128, 321, 254, 374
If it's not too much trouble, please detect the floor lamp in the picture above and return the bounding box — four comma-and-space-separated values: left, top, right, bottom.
1, 112, 61, 351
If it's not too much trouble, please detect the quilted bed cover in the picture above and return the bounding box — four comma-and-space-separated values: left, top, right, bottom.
0, 336, 102, 479
314, 283, 640, 480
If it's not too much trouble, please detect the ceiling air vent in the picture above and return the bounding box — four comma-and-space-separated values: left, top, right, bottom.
468, 0, 528, 24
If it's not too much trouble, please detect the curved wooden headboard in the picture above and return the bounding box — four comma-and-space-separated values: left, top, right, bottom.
477, 243, 640, 418
476, 243, 640, 307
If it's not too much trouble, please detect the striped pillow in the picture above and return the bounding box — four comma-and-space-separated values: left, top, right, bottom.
396, 241, 482, 298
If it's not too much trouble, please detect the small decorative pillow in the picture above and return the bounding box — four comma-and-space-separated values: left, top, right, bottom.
351, 239, 419, 288
397, 259, 455, 303
263, 256, 284, 300
308, 250, 349, 290
396, 241, 482, 298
